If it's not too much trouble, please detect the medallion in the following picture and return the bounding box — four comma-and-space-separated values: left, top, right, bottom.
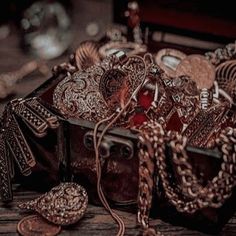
176, 54, 215, 89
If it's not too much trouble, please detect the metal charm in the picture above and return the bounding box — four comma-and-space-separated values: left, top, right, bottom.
182, 104, 228, 148
155, 48, 186, 77
18, 182, 88, 226
199, 88, 212, 110
17, 215, 61, 236
0, 98, 59, 202
99, 41, 147, 59
53, 53, 146, 122
176, 54, 215, 90
0, 130, 12, 202
216, 60, 236, 103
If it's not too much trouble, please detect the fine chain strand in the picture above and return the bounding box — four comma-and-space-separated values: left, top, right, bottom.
93, 55, 148, 236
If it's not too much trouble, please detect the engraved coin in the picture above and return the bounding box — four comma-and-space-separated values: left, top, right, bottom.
17, 215, 61, 236
176, 54, 215, 89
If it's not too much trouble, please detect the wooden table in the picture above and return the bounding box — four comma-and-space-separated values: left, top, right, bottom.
0, 184, 235, 236
0, 0, 235, 235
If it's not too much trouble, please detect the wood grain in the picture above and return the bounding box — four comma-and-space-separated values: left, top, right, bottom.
0, 184, 235, 235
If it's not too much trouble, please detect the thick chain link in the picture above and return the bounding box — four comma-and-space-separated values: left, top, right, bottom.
138, 120, 236, 235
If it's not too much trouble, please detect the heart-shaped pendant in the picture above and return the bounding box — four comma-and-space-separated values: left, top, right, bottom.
18, 182, 88, 226
53, 52, 146, 122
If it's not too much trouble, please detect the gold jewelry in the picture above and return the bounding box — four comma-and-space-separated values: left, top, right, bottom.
155, 48, 186, 77
53, 52, 146, 122
138, 120, 236, 235
18, 182, 88, 226
99, 41, 147, 59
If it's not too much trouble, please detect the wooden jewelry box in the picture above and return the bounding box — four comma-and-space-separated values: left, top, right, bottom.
1, 2, 236, 231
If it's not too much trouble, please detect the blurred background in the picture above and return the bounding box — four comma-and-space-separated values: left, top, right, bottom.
0, 0, 235, 113
0, 0, 112, 113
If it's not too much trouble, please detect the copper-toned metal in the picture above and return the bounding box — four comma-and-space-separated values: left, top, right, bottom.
216, 60, 236, 102
53, 53, 146, 122
138, 119, 236, 231
205, 41, 236, 66
18, 182, 88, 226
99, 69, 126, 104
74, 41, 100, 70
146, 74, 199, 127
155, 48, 186, 77
99, 41, 147, 59
138, 121, 164, 236
182, 104, 228, 147
0, 98, 59, 202
4, 113, 35, 175
176, 54, 215, 89
0, 127, 12, 202
17, 215, 61, 236
52, 41, 100, 76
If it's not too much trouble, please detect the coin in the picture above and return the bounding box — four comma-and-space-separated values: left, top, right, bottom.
176, 54, 215, 89
17, 215, 61, 236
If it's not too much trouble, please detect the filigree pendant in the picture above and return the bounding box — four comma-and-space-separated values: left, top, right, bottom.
53, 52, 146, 122
18, 182, 88, 226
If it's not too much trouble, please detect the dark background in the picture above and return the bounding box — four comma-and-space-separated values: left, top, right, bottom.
1, 0, 236, 111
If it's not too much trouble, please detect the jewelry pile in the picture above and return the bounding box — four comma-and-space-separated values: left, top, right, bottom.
52, 39, 236, 235
1, 1, 235, 235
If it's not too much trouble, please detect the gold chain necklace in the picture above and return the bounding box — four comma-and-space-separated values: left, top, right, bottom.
138, 120, 236, 235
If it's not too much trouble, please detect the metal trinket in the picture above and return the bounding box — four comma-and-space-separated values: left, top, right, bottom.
99, 41, 147, 59
0, 98, 59, 202
17, 215, 61, 236
155, 48, 186, 77
176, 54, 215, 89
18, 182, 88, 226
53, 52, 146, 122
